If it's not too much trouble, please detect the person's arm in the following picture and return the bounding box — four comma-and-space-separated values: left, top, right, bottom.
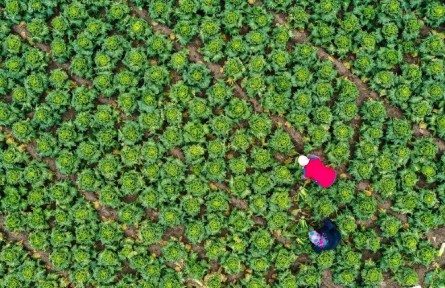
307, 154, 319, 160
301, 167, 307, 179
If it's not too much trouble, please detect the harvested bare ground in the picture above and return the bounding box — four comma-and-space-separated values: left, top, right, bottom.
321, 269, 343, 288
61, 108, 77, 121
230, 197, 248, 210
378, 274, 400, 288
169, 147, 185, 160
5, 5, 445, 288
0, 215, 70, 279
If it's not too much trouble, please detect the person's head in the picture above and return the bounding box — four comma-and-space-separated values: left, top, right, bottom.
298, 155, 310, 167
308, 230, 328, 248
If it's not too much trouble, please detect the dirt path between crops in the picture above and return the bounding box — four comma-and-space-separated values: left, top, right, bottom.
0, 215, 71, 279
274, 13, 445, 154
130, 3, 306, 153
274, 12, 445, 288
6, 4, 445, 287
321, 270, 343, 288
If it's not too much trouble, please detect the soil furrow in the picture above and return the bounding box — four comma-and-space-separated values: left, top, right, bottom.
0, 128, 132, 237
0, 215, 71, 280
273, 13, 445, 152
274, 13, 445, 287
8, 21, 256, 264
12, 24, 133, 123
1, 120, 253, 264
12, 24, 94, 87
128, 3, 305, 153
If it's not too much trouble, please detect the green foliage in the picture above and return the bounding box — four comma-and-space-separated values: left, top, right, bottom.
353, 228, 381, 252
350, 160, 373, 180
378, 213, 402, 238
326, 142, 350, 165
315, 250, 335, 270
333, 268, 358, 287
184, 63, 211, 89
185, 221, 206, 245
296, 264, 321, 287
414, 241, 437, 266
0, 2, 442, 286
336, 246, 362, 271
352, 194, 377, 220
250, 229, 274, 257
425, 268, 445, 288
268, 128, 294, 154
222, 254, 244, 275
380, 247, 404, 272
395, 267, 420, 287
206, 213, 226, 236
248, 114, 273, 140
361, 261, 383, 287
162, 241, 186, 263
312, 196, 337, 221
12, 120, 35, 143
272, 247, 296, 271
334, 212, 357, 236
205, 239, 226, 261
225, 98, 252, 121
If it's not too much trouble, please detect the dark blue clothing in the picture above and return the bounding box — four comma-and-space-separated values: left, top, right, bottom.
312, 219, 341, 253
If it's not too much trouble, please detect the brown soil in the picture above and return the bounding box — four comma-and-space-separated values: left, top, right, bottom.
272, 230, 291, 245
427, 227, 445, 250
252, 216, 267, 226
6, 4, 445, 287
148, 243, 162, 256
0, 215, 70, 279
12, 24, 50, 53
321, 269, 343, 288
273, 152, 291, 163
122, 194, 138, 203
404, 53, 420, 65
169, 147, 185, 160
356, 180, 370, 191
163, 225, 185, 240
230, 197, 248, 210
420, 25, 432, 38
145, 208, 160, 221
413, 125, 445, 152
378, 274, 400, 288
271, 115, 304, 152
61, 108, 77, 121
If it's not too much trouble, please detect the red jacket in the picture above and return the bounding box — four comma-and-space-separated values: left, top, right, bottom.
304, 158, 337, 188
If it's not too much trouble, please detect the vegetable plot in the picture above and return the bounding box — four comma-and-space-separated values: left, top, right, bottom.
1, 0, 445, 287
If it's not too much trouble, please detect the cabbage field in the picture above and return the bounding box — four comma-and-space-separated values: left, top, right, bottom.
1, 0, 445, 287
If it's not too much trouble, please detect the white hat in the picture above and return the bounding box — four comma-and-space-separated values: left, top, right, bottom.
298, 155, 310, 167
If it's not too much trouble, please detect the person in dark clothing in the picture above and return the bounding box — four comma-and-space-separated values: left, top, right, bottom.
308, 218, 341, 253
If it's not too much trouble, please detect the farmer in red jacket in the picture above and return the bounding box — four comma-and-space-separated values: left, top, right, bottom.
298, 155, 336, 188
